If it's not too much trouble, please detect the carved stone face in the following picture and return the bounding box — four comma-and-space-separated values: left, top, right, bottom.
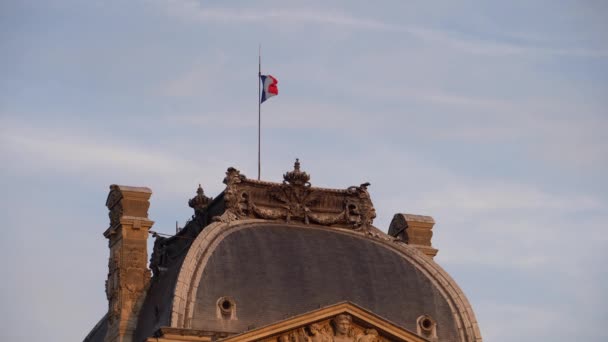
334, 315, 351, 336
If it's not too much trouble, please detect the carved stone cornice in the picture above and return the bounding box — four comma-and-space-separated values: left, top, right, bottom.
216, 160, 376, 230
105, 184, 152, 232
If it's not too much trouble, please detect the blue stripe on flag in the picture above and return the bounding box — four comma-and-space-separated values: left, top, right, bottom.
260, 75, 267, 103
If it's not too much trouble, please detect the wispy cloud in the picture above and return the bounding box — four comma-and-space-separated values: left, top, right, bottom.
151, 0, 608, 58
417, 182, 603, 215
0, 121, 229, 196
152, 0, 402, 31
478, 302, 582, 340
366, 146, 607, 269
161, 52, 230, 97
168, 101, 374, 131
407, 26, 608, 58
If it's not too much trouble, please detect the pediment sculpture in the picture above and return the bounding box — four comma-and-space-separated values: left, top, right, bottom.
266, 314, 386, 342
218, 302, 428, 342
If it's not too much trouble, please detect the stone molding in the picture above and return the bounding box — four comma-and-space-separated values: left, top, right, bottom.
106, 185, 152, 230
170, 221, 481, 342
145, 327, 214, 342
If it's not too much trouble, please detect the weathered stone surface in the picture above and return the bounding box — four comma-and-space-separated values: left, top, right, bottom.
219, 160, 376, 230
388, 214, 438, 259
189, 184, 213, 216
104, 185, 154, 342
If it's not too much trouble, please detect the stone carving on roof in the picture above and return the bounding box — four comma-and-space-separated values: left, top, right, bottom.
214, 302, 433, 342
216, 159, 376, 230
106, 185, 123, 229
260, 314, 390, 342
105, 250, 120, 325
149, 235, 167, 277
188, 184, 213, 216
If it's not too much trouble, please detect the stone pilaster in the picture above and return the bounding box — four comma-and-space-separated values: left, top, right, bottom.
388, 213, 438, 259
103, 185, 154, 342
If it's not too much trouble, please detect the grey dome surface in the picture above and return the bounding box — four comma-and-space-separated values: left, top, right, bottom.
190, 224, 459, 341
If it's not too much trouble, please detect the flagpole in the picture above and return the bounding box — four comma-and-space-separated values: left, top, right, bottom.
258, 45, 261, 181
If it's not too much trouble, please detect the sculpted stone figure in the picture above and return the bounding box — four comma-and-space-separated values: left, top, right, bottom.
332, 314, 355, 342
268, 317, 387, 342
277, 327, 308, 342
221, 167, 249, 220
308, 323, 331, 342
357, 329, 379, 342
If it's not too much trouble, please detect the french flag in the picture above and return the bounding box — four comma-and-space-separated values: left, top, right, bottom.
260, 74, 278, 103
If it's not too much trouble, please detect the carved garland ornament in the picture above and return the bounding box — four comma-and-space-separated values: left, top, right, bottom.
217, 159, 376, 230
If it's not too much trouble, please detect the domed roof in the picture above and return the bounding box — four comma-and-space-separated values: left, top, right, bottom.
187, 222, 458, 340
124, 163, 481, 342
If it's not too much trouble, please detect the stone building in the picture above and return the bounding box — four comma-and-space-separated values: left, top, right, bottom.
84, 160, 482, 342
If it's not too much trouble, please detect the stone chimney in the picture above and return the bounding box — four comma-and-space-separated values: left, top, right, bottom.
103, 185, 154, 342
388, 214, 438, 259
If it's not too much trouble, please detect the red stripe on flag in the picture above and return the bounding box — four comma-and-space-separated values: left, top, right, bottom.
268, 75, 278, 95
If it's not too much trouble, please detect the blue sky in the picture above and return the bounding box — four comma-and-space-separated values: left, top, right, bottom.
1, 1, 607, 341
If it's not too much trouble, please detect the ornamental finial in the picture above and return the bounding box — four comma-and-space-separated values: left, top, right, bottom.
188, 183, 212, 215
